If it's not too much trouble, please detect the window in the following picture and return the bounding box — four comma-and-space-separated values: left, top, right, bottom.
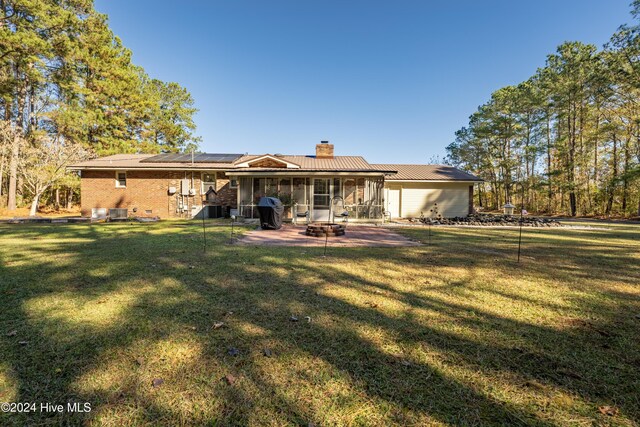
229, 178, 238, 189
115, 171, 126, 188
202, 172, 216, 193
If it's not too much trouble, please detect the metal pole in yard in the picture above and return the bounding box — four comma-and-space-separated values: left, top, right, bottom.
202, 199, 207, 253
230, 215, 235, 244
517, 213, 523, 262
517, 183, 525, 263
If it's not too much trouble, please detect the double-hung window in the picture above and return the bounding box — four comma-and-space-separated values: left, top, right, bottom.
115, 171, 127, 188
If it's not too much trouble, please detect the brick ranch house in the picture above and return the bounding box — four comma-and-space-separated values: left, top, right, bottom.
69, 141, 481, 221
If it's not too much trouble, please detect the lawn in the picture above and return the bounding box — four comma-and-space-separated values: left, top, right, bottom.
0, 220, 638, 426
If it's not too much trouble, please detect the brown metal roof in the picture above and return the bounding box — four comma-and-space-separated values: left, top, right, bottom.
277, 155, 374, 170
69, 155, 477, 181
69, 153, 387, 172
370, 164, 482, 181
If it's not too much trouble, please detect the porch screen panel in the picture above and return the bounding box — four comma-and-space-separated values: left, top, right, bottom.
265, 178, 278, 197
279, 178, 291, 195
356, 178, 365, 204
293, 178, 307, 205
253, 178, 263, 202
343, 179, 356, 204
239, 178, 252, 204
239, 177, 253, 217
333, 178, 341, 198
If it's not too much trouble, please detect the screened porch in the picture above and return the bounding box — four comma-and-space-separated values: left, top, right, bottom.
236, 176, 385, 222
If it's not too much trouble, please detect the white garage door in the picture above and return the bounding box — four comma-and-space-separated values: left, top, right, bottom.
398, 183, 470, 218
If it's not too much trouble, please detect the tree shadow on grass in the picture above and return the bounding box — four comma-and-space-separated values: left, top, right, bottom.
0, 222, 638, 425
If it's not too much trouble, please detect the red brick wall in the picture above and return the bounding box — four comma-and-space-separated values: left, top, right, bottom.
80, 170, 237, 218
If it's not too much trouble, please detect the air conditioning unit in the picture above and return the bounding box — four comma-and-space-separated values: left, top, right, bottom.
188, 188, 196, 196
91, 208, 107, 219
109, 208, 128, 220
168, 186, 177, 195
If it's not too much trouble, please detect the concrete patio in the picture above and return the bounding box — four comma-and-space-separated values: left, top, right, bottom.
235, 224, 421, 247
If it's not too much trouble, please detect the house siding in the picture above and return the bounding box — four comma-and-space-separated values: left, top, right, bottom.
80, 170, 237, 218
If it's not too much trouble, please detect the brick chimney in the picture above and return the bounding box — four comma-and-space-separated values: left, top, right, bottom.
316, 141, 334, 159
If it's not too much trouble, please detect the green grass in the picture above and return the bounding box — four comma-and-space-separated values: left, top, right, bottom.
0, 220, 639, 426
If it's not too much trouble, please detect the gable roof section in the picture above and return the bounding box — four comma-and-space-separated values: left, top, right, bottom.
370, 164, 482, 181
234, 154, 301, 169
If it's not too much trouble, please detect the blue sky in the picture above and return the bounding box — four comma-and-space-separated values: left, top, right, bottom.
95, 0, 632, 163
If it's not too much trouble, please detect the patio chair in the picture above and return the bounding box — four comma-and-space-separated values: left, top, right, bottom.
331, 198, 349, 224
294, 203, 310, 224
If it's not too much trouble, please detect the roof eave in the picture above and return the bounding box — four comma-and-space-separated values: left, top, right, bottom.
384, 178, 484, 183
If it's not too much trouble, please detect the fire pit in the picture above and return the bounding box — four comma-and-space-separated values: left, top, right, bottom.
305, 223, 346, 237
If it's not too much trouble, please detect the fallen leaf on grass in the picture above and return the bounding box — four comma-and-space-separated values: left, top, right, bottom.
263, 348, 272, 357
6, 330, 17, 337
224, 374, 236, 385
135, 357, 145, 366
304, 316, 311, 323
212, 322, 225, 329
152, 378, 164, 388
598, 406, 618, 416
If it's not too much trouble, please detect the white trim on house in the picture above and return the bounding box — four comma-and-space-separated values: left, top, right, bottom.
235, 154, 301, 169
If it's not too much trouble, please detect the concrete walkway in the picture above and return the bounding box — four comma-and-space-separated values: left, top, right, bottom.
235, 225, 421, 247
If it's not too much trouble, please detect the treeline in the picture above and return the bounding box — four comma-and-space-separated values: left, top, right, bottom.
0, 0, 200, 215
447, 3, 640, 217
